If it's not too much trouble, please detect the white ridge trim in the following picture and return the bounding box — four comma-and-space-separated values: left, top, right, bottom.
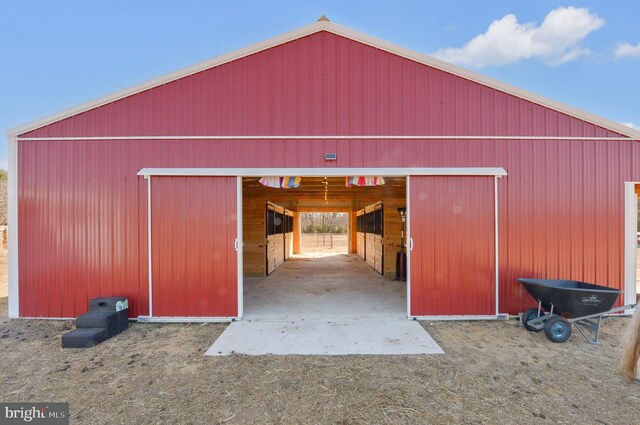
138, 167, 507, 177
14, 135, 639, 141
6, 20, 640, 140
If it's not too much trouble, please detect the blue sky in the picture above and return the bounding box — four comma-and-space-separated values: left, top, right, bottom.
2, 1, 640, 169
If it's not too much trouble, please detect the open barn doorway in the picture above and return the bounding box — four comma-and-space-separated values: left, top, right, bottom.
300, 212, 349, 255
241, 176, 408, 321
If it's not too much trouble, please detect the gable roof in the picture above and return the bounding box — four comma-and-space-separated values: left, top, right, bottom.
7, 19, 640, 139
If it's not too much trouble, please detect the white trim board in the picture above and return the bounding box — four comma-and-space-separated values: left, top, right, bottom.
494, 176, 500, 316
137, 316, 235, 323
236, 176, 244, 319
7, 136, 18, 318
413, 315, 509, 321
146, 176, 153, 317
406, 176, 411, 319
624, 182, 639, 313
7, 19, 640, 141
14, 135, 639, 141
138, 167, 507, 177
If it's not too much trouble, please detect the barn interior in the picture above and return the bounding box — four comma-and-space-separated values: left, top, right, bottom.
242, 176, 407, 319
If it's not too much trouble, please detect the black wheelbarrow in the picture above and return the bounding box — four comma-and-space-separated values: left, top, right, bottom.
518, 278, 636, 343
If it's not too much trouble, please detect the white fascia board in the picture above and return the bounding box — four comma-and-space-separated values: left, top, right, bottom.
6, 20, 640, 141
137, 167, 508, 177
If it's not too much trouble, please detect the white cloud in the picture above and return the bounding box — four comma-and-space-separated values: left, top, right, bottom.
614, 42, 640, 59
621, 122, 638, 130
432, 7, 605, 67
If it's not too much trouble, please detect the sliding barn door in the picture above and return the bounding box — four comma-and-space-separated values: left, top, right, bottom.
409, 176, 496, 316
151, 176, 238, 317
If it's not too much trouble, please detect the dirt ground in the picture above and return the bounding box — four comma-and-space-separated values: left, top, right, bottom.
1, 250, 639, 423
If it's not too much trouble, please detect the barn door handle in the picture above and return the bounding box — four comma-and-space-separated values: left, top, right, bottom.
234, 239, 239, 251
409, 238, 414, 251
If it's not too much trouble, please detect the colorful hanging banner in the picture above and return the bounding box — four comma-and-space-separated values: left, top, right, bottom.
345, 176, 386, 188
259, 176, 302, 189
281, 176, 302, 188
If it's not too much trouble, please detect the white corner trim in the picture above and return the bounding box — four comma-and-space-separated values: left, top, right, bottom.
236, 176, 243, 319
146, 176, 153, 317
406, 176, 411, 318
8, 136, 18, 318
494, 176, 500, 316
137, 167, 508, 177
624, 182, 638, 312
6, 20, 640, 141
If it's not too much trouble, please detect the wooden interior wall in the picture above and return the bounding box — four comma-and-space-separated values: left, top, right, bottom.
365, 233, 378, 271
267, 234, 285, 274
284, 211, 293, 260
292, 212, 301, 254
349, 212, 357, 254
360, 203, 385, 275
381, 195, 405, 278
357, 232, 365, 258
243, 193, 266, 276
266, 203, 291, 275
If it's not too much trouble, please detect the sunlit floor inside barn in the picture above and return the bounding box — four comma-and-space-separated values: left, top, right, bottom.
205, 253, 443, 355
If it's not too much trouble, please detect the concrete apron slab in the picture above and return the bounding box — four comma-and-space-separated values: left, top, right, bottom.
205, 317, 444, 355
205, 253, 444, 355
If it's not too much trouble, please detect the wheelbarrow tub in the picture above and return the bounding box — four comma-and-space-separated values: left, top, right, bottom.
518, 278, 622, 319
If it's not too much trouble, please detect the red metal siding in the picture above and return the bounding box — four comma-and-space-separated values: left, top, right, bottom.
17, 30, 639, 317
410, 176, 495, 315
151, 176, 237, 317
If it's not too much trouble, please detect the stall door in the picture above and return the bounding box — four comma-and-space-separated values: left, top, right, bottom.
409, 176, 495, 316
151, 176, 238, 317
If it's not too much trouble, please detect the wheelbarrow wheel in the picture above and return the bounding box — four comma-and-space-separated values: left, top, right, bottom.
522, 308, 543, 332
543, 316, 572, 343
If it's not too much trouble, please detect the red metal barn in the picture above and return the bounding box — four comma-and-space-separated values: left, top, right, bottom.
7, 19, 640, 320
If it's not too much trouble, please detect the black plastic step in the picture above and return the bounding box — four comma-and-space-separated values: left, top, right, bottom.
76, 311, 119, 338
89, 297, 128, 312
61, 328, 107, 348
115, 310, 129, 333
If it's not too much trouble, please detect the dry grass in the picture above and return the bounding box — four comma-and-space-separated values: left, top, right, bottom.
0, 298, 638, 423
0, 247, 638, 424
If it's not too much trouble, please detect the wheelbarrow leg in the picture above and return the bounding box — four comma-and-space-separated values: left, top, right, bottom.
572, 316, 603, 344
